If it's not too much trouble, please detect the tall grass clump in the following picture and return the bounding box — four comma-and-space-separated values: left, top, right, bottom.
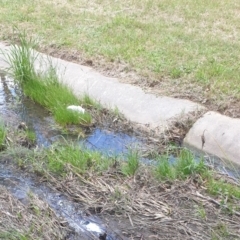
46, 143, 112, 174
175, 149, 206, 177
155, 155, 175, 180
3, 33, 91, 126
3, 32, 38, 85
121, 149, 139, 176
155, 148, 206, 181
0, 120, 6, 150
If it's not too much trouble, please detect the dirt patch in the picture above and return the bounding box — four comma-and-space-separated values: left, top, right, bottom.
41, 45, 240, 119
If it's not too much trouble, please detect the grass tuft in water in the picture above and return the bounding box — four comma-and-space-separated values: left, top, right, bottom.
0, 120, 7, 150
45, 143, 113, 175
155, 155, 176, 180
175, 149, 206, 178
3, 33, 92, 126
155, 148, 206, 181
121, 149, 139, 176
2, 31, 38, 85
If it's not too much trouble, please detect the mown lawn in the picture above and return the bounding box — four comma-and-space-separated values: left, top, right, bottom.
0, 0, 240, 99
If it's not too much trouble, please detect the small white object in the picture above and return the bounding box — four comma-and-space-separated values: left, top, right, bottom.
67, 105, 85, 114
85, 222, 102, 233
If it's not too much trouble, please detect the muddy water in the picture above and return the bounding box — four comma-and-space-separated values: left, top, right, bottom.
0, 72, 239, 239
0, 72, 131, 239
0, 71, 140, 153
0, 164, 121, 239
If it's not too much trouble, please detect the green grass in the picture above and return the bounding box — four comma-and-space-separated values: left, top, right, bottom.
0, 0, 240, 99
155, 148, 240, 201
121, 149, 139, 176
25, 129, 36, 143
0, 120, 6, 150
0, 231, 29, 240
195, 204, 207, 220
3, 33, 92, 126
43, 143, 240, 201
155, 148, 206, 180
81, 94, 102, 110
206, 177, 240, 200
155, 155, 176, 180
44, 143, 113, 175
2, 31, 38, 85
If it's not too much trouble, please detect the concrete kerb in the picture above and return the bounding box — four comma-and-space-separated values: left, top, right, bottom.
184, 111, 240, 166
0, 42, 203, 130
0, 42, 239, 166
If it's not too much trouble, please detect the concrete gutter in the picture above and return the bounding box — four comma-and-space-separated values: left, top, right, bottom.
0, 42, 239, 166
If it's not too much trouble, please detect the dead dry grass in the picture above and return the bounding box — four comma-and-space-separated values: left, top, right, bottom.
41, 165, 240, 239
0, 185, 72, 240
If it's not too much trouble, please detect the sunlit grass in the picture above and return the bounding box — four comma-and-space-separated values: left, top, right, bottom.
45, 143, 113, 174
154, 148, 240, 200
2, 32, 92, 126
0, 120, 6, 150
121, 149, 139, 176
0, 0, 240, 98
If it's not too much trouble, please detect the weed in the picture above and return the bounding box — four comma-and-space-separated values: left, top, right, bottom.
155, 155, 175, 180
121, 149, 139, 176
2, 31, 38, 85
0, 231, 29, 240
45, 143, 112, 174
195, 204, 207, 220
0, 120, 6, 150
3, 32, 92, 126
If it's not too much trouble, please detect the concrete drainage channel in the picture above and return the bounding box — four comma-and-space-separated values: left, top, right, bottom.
0, 71, 143, 239
1, 42, 239, 167
0, 42, 240, 239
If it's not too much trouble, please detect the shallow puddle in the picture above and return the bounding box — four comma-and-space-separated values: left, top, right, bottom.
0, 72, 141, 153
0, 72, 138, 239
0, 164, 121, 239
0, 71, 239, 238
